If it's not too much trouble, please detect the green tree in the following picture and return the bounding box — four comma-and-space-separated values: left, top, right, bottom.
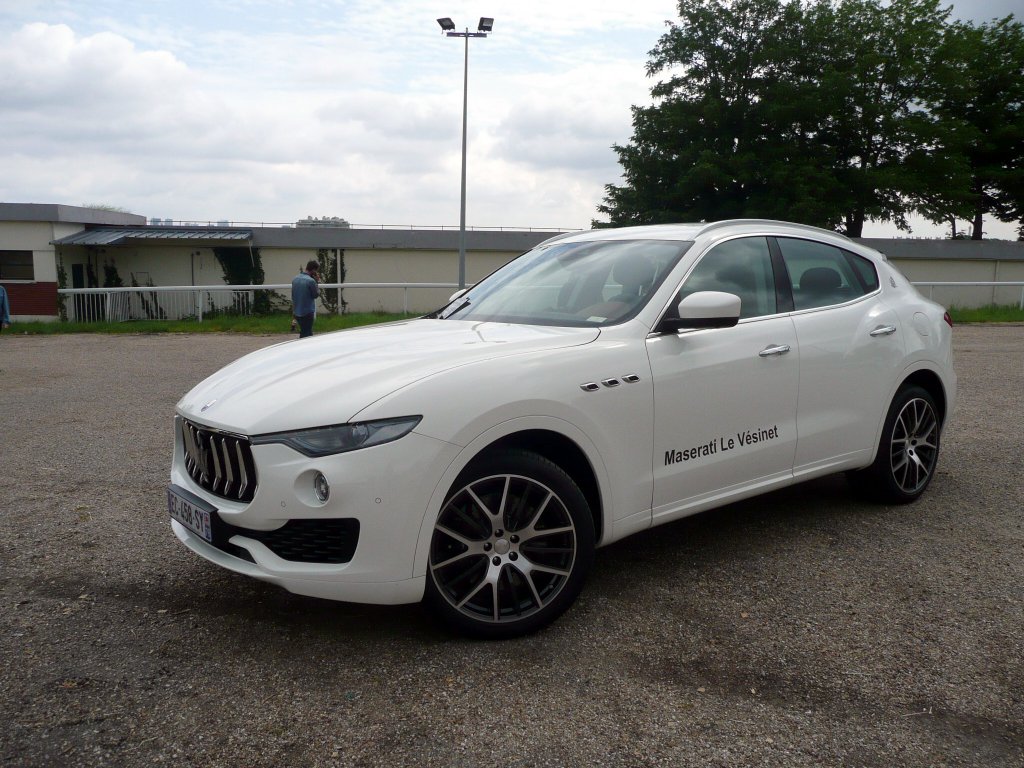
212, 246, 278, 315
599, 0, 803, 227
599, 0, 955, 237
815, 0, 952, 235
316, 248, 348, 315
922, 16, 1024, 239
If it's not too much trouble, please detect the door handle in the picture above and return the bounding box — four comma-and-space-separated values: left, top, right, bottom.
758, 344, 791, 357
870, 325, 897, 337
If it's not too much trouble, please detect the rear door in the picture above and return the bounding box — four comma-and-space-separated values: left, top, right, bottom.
774, 237, 904, 475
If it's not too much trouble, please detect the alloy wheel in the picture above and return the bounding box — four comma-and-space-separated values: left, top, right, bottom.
889, 396, 939, 495
429, 473, 578, 625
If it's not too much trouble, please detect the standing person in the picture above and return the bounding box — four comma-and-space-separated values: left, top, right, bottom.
0, 284, 10, 332
291, 260, 320, 338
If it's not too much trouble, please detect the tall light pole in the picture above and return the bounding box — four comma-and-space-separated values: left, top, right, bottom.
437, 16, 493, 288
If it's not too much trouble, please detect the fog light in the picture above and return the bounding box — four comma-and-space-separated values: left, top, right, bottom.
313, 472, 330, 503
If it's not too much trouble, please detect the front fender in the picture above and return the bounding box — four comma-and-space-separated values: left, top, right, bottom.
409, 415, 617, 580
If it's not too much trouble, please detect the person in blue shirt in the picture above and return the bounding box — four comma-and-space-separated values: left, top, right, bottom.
0, 284, 10, 331
291, 260, 320, 338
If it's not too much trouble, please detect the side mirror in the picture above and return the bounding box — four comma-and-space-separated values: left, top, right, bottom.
656, 291, 741, 333
448, 288, 469, 303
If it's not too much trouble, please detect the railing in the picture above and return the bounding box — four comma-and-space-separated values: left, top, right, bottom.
148, 219, 573, 233
912, 281, 1024, 310
57, 280, 1024, 323
58, 283, 463, 323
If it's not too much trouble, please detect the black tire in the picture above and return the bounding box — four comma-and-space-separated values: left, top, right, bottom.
424, 449, 595, 639
850, 385, 941, 504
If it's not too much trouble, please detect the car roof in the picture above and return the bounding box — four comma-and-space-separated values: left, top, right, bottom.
539, 219, 855, 247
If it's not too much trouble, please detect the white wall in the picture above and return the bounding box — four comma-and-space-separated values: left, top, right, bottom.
51, 238, 1024, 315
1, 220, 73, 282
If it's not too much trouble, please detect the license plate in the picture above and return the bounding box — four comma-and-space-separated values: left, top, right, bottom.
167, 485, 215, 543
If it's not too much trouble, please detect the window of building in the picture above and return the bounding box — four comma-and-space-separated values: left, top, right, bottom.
0, 250, 34, 281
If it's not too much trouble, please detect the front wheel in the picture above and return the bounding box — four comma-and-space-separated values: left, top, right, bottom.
424, 450, 595, 639
851, 386, 941, 503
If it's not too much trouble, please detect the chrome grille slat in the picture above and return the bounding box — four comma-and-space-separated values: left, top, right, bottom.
235, 442, 249, 498
221, 438, 235, 496
211, 436, 224, 493
180, 418, 257, 502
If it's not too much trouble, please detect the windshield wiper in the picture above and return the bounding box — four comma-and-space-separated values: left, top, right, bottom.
441, 298, 471, 319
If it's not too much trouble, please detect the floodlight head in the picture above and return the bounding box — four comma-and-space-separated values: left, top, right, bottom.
437, 17, 455, 32
478, 17, 494, 32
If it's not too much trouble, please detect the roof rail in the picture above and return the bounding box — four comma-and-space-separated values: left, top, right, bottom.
698, 219, 852, 243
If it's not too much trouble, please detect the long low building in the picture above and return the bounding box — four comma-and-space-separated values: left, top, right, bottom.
1, 202, 1022, 321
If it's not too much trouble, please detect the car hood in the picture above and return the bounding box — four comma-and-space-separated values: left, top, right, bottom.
176, 319, 600, 434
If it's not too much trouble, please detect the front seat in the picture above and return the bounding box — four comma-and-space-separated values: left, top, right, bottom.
577, 257, 657, 321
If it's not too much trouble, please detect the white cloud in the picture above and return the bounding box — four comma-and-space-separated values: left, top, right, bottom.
0, 0, 1017, 236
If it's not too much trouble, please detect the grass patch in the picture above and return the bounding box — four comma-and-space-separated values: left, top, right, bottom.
948, 304, 1024, 323
9, 312, 414, 335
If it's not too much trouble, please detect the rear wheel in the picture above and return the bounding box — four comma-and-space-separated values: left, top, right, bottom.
425, 450, 595, 639
851, 386, 941, 503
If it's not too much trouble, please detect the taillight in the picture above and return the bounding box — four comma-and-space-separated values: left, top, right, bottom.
943, 311, 953, 327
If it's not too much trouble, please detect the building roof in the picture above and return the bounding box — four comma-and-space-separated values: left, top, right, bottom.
51, 225, 563, 251
53, 227, 254, 246
0, 202, 146, 226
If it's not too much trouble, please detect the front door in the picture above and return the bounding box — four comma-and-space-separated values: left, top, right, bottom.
648, 236, 799, 521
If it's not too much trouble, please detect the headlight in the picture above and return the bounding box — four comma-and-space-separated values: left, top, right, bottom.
252, 416, 422, 457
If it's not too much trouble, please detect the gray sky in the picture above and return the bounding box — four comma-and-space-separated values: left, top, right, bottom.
0, 0, 1019, 237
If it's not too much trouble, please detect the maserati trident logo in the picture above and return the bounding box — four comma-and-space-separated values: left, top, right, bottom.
201, 399, 218, 412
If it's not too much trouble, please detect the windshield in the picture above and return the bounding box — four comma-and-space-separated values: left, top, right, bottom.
433, 239, 692, 327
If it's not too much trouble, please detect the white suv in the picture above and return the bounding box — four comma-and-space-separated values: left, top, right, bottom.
168, 220, 956, 638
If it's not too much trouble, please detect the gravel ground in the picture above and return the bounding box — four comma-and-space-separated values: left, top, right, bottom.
0, 326, 1021, 768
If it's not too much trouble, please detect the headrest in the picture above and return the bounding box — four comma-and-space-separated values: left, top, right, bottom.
612, 257, 656, 289
800, 266, 841, 292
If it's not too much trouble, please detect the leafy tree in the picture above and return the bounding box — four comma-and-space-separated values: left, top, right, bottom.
921, 16, 1024, 239
599, 0, 957, 237
102, 260, 124, 288
599, 0, 804, 227
316, 248, 348, 315
212, 246, 278, 315
811, 0, 952, 235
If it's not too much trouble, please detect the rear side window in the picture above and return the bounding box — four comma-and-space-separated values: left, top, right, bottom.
844, 250, 879, 292
776, 238, 876, 310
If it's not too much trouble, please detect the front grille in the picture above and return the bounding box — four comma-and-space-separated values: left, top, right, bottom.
214, 515, 359, 564
180, 418, 257, 502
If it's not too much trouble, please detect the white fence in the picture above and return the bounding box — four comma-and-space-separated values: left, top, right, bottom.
58, 283, 463, 322
56, 280, 1024, 323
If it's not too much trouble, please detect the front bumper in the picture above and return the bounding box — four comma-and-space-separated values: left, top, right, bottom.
169, 421, 460, 604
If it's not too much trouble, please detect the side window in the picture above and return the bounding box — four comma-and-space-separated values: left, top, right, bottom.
777, 238, 873, 311
677, 237, 776, 319
844, 249, 879, 293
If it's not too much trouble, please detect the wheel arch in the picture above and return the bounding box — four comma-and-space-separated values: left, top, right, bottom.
472, 429, 604, 543
898, 367, 948, 427
412, 418, 611, 581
